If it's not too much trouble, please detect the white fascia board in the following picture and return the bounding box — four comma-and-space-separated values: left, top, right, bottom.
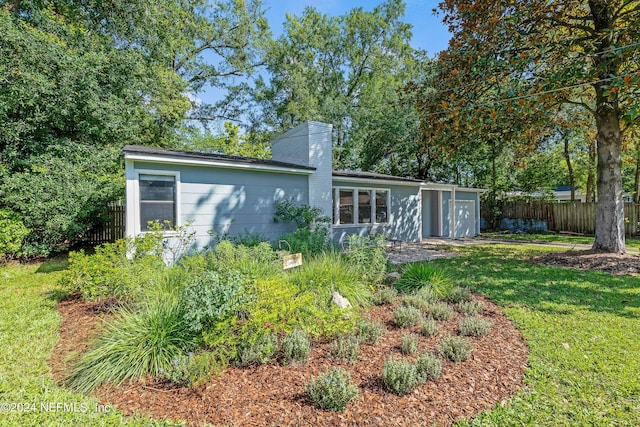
420, 182, 487, 193
124, 153, 314, 175
332, 176, 422, 187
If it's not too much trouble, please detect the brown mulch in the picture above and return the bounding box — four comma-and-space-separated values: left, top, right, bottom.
51, 294, 529, 427
532, 250, 640, 276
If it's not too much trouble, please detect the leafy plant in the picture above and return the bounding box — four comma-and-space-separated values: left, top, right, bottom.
0, 209, 29, 260
446, 286, 472, 303
273, 199, 330, 229
395, 263, 453, 297
277, 226, 332, 257
393, 306, 422, 328
456, 300, 485, 316
330, 335, 361, 364
427, 302, 455, 321
235, 331, 278, 366
382, 356, 424, 396
356, 319, 386, 344
67, 298, 196, 393
401, 333, 419, 355
420, 318, 440, 337
161, 350, 226, 387
402, 291, 437, 313
305, 368, 359, 412
280, 329, 311, 364
439, 335, 472, 363
416, 353, 442, 381
371, 286, 397, 305
459, 316, 491, 337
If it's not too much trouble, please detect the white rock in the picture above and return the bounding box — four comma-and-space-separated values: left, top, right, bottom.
331, 292, 352, 309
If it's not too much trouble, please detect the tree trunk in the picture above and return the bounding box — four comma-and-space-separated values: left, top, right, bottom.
634, 152, 640, 203
586, 142, 596, 202
592, 89, 625, 253
563, 135, 575, 201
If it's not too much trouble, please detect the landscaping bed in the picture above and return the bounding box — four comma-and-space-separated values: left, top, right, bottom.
51, 292, 528, 426
532, 250, 640, 275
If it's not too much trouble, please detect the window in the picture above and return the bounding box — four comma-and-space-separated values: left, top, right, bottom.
339, 189, 354, 224
333, 187, 389, 225
139, 174, 176, 230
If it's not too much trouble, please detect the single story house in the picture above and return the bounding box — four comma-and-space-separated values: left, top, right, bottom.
124, 121, 484, 249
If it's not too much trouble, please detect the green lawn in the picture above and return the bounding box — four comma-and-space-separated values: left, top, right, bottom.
1, 245, 639, 426
0, 258, 178, 427
481, 232, 640, 248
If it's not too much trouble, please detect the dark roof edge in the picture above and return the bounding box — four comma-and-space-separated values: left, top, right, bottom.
332, 170, 424, 183
123, 145, 316, 171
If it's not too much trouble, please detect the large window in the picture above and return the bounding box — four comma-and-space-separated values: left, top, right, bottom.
139, 174, 176, 230
334, 187, 389, 225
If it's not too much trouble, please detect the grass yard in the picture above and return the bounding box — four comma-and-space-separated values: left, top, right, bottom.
0, 258, 177, 427
481, 231, 640, 249
1, 244, 638, 426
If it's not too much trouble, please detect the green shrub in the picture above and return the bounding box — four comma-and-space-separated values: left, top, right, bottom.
401, 333, 419, 355
456, 300, 485, 316
182, 270, 250, 334
382, 356, 424, 396
345, 234, 387, 284
420, 318, 440, 337
280, 329, 311, 364
0, 209, 29, 260
235, 331, 278, 366
305, 368, 359, 412
427, 302, 455, 321
439, 335, 472, 362
393, 306, 422, 328
161, 350, 227, 387
356, 319, 386, 344
277, 226, 332, 257
288, 251, 371, 307
395, 263, 453, 297
416, 353, 442, 381
446, 286, 472, 303
330, 335, 361, 364
273, 199, 330, 229
67, 298, 196, 393
213, 240, 280, 277
371, 286, 397, 305
402, 290, 437, 313
459, 316, 491, 337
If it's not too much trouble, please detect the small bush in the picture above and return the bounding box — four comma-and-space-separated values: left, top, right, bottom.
356, 319, 386, 344
439, 335, 472, 363
277, 227, 332, 257
280, 329, 311, 364
395, 263, 453, 297
427, 302, 455, 321
305, 368, 359, 412
345, 234, 387, 284
161, 350, 227, 387
402, 291, 437, 313
459, 316, 491, 337
235, 331, 279, 366
456, 300, 485, 316
330, 335, 360, 364
213, 240, 280, 277
420, 318, 440, 337
446, 286, 472, 303
371, 286, 397, 305
67, 298, 196, 393
0, 209, 29, 260
393, 306, 422, 328
401, 333, 419, 355
382, 356, 424, 396
416, 353, 442, 381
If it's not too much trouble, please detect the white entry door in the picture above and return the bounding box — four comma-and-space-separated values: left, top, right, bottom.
454, 200, 476, 237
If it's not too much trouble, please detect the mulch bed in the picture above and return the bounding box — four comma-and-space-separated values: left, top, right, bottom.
532, 250, 640, 276
51, 294, 529, 427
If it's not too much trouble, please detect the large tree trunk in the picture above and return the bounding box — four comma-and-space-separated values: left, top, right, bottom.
592, 89, 625, 253
563, 135, 575, 201
634, 152, 640, 203
586, 142, 596, 202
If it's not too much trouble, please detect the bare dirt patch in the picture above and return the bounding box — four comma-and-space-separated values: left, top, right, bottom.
532, 250, 640, 276
51, 295, 528, 427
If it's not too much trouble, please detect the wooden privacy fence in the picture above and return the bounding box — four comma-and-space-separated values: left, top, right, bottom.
85, 204, 126, 245
483, 201, 640, 236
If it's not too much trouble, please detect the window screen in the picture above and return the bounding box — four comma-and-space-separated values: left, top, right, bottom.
139, 174, 175, 230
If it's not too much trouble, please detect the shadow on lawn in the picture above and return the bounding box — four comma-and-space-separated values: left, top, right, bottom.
435, 246, 640, 320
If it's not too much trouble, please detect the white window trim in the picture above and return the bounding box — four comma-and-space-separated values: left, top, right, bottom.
132, 169, 181, 235
332, 186, 390, 227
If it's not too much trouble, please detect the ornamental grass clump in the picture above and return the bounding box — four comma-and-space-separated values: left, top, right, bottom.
459, 316, 492, 337
305, 368, 359, 412
280, 329, 311, 364
393, 306, 422, 328
439, 335, 472, 363
382, 356, 424, 396
416, 353, 442, 381
456, 300, 485, 316
401, 333, 419, 355
356, 319, 386, 344
330, 334, 360, 364
395, 263, 453, 297
420, 318, 440, 337
427, 302, 455, 321
371, 286, 397, 305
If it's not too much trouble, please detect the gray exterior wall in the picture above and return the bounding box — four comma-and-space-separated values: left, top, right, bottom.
442, 191, 451, 237
332, 179, 422, 244
133, 160, 309, 249
455, 191, 480, 236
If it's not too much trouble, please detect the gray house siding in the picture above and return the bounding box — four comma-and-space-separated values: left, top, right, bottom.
441, 191, 451, 237
133, 160, 309, 248
332, 179, 421, 244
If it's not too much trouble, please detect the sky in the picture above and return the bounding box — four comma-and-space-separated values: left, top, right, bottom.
199, 0, 452, 121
